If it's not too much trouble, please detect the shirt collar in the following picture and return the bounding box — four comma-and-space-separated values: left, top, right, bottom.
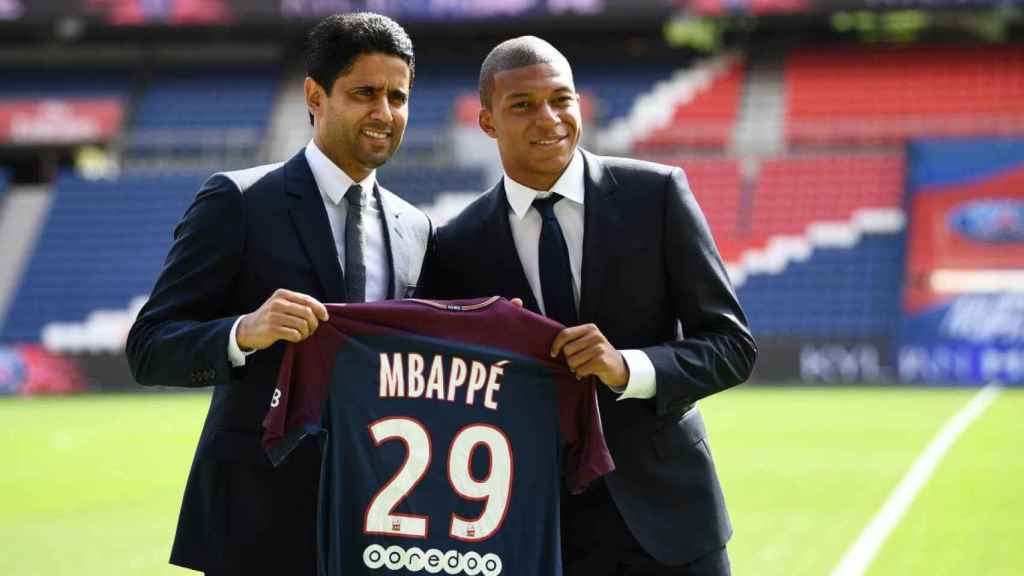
304, 139, 376, 205
504, 149, 585, 220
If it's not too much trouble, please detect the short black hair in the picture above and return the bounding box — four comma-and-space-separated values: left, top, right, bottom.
305, 12, 415, 124
479, 36, 571, 109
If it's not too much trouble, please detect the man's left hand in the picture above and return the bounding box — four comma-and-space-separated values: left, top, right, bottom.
550, 323, 628, 389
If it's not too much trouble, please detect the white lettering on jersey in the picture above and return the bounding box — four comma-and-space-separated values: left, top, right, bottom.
379, 353, 507, 410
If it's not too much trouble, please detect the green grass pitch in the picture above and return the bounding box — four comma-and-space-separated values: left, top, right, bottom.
2, 386, 1021, 575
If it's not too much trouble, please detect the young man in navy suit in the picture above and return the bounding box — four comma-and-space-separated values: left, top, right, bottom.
127, 13, 431, 575
418, 37, 756, 575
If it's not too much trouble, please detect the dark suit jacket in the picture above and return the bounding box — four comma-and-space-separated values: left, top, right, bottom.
417, 149, 756, 565
126, 150, 431, 574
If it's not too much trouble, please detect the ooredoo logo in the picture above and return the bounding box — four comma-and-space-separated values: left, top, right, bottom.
363, 544, 503, 575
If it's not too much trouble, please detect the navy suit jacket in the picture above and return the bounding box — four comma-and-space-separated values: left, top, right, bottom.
126, 150, 431, 574
418, 149, 756, 565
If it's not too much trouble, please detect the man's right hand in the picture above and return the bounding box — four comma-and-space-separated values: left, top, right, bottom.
236, 289, 329, 352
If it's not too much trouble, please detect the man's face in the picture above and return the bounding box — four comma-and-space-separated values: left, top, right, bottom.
306, 52, 410, 181
480, 62, 582, 191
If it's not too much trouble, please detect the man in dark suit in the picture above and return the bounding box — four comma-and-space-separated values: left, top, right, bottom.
126, 13, 431, 575
418, 37, 756, 575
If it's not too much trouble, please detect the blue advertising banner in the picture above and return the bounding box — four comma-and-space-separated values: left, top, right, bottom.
900, 139, 1024, 385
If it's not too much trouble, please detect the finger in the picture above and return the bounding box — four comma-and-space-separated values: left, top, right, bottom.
561, 331, 604, 359
550, 325, 589, 357
510, 298, 524, 308
565, 346, 603, 372
279, 300, 320, 333
274, 326, 304, 343
307, 296, 329, 321
272, 312, 312, 339
281, 291, 329, 321
573, 356, 609, 379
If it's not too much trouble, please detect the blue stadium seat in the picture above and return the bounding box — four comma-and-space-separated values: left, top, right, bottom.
127, 67, 277, 155
737, 233, 906, 338
0, 171, 206, 343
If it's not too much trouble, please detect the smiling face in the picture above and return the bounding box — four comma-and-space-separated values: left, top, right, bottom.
305, 52, 410, 181
479, 61, 581, 191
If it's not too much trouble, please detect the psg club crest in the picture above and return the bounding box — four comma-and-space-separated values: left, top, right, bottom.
949, 199, 1024, 244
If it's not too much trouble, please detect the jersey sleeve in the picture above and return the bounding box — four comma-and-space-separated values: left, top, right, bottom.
262, 327, 337, 466
558, 374, 615, 494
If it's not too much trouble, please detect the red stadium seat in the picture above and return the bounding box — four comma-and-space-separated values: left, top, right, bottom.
635, 60, 744, 151
785, 45, 1024, 145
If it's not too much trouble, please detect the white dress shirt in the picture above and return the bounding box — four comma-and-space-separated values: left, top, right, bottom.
503, 150, 656, 400
228, 140, 389, 366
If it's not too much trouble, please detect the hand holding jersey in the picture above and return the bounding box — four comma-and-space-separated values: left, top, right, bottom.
236, 289, 330, 351
551, 323, 629, 389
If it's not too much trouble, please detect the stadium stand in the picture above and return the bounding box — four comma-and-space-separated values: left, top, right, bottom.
0, 39, 1017, 362
668, 158, 745, 262
738, 233, 905, 338
726, 153, 907, 338
669, 153, 906, 279
0, 171, 205, 344
634, 57, 744, 150
785, 45, 1024, 145
575, 55, 683, 125
398, 52, 479, 154
748, 153, 905, 241
125, 66, 278, 157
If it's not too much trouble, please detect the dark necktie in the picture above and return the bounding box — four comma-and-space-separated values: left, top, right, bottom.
344, 184, 366, 303
532, 194, 577, 326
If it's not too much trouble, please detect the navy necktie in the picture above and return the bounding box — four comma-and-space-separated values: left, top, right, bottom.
532, 194, 577, 327
344, 184, 366, 303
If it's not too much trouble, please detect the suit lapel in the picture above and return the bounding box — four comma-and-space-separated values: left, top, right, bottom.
377, 184, 403, 299
579, 150, 623, 323
483, 181, 540, 313
285, 151, 347, 303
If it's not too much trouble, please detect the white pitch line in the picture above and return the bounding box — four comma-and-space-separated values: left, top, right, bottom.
830, 383, 1002, 576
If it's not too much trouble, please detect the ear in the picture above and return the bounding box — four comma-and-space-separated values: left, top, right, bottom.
478, 107, 497, 139
304, 77, 323, 122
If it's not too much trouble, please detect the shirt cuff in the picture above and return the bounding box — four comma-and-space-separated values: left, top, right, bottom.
613, 349, 657, 400
227, 315, 254, 367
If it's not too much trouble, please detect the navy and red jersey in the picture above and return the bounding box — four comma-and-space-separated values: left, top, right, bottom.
263, 296, 614, 576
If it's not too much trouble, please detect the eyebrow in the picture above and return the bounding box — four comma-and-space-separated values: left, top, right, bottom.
504, 87, 573, 100
350, 84, 408, 95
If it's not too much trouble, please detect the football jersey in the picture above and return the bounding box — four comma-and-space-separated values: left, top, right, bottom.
263, 296, 614, 576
